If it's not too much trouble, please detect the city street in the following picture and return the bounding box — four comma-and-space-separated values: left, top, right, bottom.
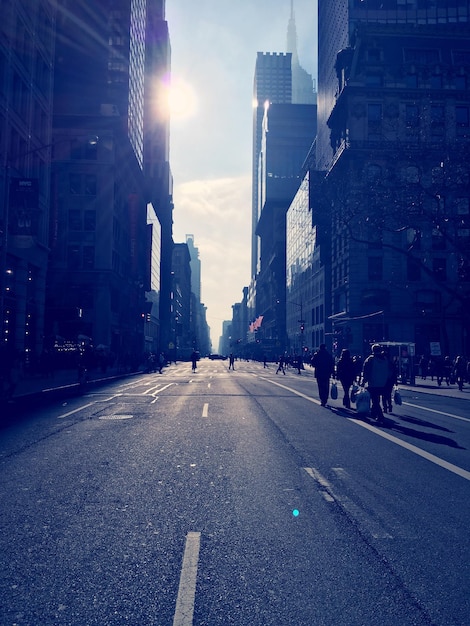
1, 359, 469, 625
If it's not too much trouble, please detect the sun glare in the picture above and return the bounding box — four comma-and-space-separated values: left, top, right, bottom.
168, 78, 198, 122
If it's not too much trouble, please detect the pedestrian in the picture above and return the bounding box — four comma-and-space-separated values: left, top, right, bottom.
443, 356, 453, 385
276, 354, 286, 375
263, 354, 268, 368
158, 352, 165, 374
362, 344, 390, 423
453, 355, 466, 391
381, 348, 397, 413
336, 349, 355, 409
228, 353, 235, 370
191, 350, 198, 373
311, 344, 334, 406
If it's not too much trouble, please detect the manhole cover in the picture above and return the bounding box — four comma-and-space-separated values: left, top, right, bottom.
99, 414, 134, 420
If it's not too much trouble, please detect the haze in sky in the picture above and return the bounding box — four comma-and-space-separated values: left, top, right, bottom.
165, 0, 318, 347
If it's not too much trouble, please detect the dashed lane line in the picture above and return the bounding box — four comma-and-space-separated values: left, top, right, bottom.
202, 403, 209, 418
173, 531, 201, 626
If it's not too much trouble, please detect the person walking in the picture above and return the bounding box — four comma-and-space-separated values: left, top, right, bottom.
228, 353, 235, 370
311, 344, 334, 406
453, 355, 466, 390
276, 354, 286, 375
336, 349, 355, 409
190, 350, 198, 373
382, 349, 397, 413
362, 344, 390, 423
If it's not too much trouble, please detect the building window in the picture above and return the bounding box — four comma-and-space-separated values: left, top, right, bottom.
407, 256, 421, 281
69, 173, 81, 195
84, 210, 96, 231
456, 106, 469, 127
432, 228, 446, 250
415, 290, 440, 315
68, 210, 81, 231
455, 75, 467, 90
83, 246, 95, 269
406, 104, 420, 128
433, 258, 446, 282
430, 74, 442, 89
368, 257, 383, 281
365, 74, 383, 87
84, 175, 97, 196
430, 105, 445, 132
405, 74, 418, 89
368, 103, 382, 122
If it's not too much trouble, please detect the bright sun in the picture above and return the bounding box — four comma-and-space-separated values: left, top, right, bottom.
167, 78, 198, 122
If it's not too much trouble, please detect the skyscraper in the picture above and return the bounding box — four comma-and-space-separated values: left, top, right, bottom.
251, 1, 316, 279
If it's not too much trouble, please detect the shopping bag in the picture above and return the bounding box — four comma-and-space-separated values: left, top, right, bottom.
350, 382, 359, 404
355, 388, 371, 414
394, 386, 402, 406
330, 381, 338, 400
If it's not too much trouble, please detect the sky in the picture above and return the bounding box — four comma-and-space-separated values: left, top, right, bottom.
165, 0, 318, 347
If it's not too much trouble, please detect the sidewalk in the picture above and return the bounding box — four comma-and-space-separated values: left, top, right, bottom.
1, 365, 144, 418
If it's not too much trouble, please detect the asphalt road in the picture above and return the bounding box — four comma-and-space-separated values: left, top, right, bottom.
1, 359, 469, 625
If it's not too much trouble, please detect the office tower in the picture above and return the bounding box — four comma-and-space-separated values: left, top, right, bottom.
186, 235, 201, 303
251, 2, 316, 280
251, 52, 292, 279
0, 0, 56, 358
317, 0, 470, 357
46, 0, 171, 361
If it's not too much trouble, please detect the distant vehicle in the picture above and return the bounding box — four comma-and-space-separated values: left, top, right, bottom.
209, 354, 227, 360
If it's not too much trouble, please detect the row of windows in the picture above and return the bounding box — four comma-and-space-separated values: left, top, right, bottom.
365, 255, 470, 282
367, 103, 470, 126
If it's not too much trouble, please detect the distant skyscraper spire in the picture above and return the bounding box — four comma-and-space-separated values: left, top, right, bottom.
286, 0, 316, 105
287, 0, 299, 65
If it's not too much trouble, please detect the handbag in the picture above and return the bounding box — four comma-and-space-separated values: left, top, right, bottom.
393, 386, 402, 406
350, 382, 359, 403
355, 388, 371, 414
330, 381, 338, 400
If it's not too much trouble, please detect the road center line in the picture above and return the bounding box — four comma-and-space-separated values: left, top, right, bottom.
350, 419, 470, 481
173, 531, 201, 626
403, 401, 470, 423
259, 377, 320, 404
57, 402, 95, 418
202, 403, 209, 418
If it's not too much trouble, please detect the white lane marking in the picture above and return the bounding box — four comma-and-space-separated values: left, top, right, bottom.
261, 376, 470, 482
57, 403, 95, 418
350, 419, 470, 481
173, 532, 201, 626
403, 401, 470, 423
202, 403, 209, 418
259, 377, 320, 404
208, 383, 211, 389
143, 382, 175, 396
304, 468, 392, 537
